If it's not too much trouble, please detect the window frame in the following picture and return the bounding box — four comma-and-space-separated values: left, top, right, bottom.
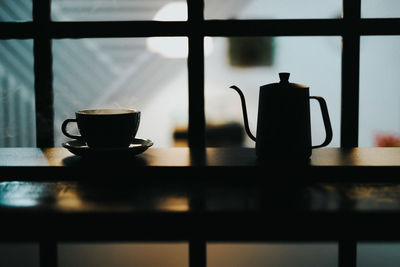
1, 0, 400, 147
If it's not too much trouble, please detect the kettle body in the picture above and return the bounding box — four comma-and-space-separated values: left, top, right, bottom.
230, 73, 332, 161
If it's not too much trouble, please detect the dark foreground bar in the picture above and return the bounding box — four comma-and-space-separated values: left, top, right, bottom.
1, 147, 400, 267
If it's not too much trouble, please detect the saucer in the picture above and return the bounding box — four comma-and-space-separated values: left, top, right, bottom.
62, 138, 153, 157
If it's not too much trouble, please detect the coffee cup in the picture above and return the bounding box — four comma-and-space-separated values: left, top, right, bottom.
61, 109, 141, 148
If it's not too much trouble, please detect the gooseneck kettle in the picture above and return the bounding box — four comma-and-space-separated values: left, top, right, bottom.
230, 72, 333, 161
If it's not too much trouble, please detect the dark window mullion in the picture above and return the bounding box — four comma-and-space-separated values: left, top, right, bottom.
187, 0, 205, 148
3, 19, 400, 39
33, 0, 54, 147
341, 0, 361, 148
50, 21, 188, 38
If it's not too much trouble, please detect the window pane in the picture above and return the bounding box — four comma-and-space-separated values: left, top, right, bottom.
208, 243, 337, 267
358, 243, 400, 267
53, 38, 188, 147
0, 39, 36, 147
52, 0, 187, 21
0, 0, 32, 22
359, 36, 400, 147
59, 242, 188, 267
362, 0, 400, 18
205, 37, 341, 147
205, 0, 341, 19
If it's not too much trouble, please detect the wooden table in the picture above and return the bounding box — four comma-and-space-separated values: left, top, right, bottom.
1, 147, 400, 267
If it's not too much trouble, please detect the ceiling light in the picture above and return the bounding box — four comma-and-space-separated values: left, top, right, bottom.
147, 2, 213, 58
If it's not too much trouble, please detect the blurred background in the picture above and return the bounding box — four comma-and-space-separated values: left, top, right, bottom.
0, 0, 400, 148
1, 0, 400, 266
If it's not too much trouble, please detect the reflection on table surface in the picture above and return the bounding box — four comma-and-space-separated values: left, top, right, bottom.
1, 181, 400, 213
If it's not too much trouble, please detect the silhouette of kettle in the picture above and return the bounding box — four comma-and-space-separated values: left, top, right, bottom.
230, 72, 333, 161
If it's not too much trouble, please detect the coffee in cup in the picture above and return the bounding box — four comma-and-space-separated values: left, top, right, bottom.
61, 109, 141, 148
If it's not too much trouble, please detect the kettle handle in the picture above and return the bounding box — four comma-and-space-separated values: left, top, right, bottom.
310, 96, 333, 148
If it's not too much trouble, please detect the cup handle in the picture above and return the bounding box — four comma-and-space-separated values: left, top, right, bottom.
61, 119, 82, 140
310, 96, 333, 148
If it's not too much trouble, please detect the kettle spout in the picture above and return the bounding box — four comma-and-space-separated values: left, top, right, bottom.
229, 85, 257, 142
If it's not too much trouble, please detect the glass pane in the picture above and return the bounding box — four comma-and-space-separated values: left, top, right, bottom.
358, 243, 400, 267
58, 243, 188, 267
52, 0, 187, 21
0, 39, 36, 147
205, 0, 342, 19
208, 243, 337, 267
362, 0, 400, 18
359, 36, 400, 147
0, 243, 39, 267
53, 38, 188, 147
205, 36, 341, 147
0, 0, 32, 22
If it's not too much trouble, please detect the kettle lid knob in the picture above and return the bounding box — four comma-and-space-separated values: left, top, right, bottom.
279, 72, 290, 83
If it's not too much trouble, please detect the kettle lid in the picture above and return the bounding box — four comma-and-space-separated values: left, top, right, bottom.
279, 72, 291, 83
262, 72, 308, 89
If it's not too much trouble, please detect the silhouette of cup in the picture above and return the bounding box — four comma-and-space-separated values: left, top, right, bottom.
61, 109, 141, 148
